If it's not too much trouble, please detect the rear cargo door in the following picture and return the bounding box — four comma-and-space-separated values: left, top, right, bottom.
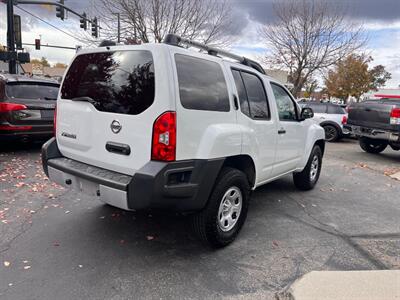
57, 49, 170, 175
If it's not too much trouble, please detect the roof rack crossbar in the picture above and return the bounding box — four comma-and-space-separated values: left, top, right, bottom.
163, 34, 266, 74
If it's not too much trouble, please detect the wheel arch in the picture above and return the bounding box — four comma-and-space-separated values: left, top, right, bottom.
320, 120, 341, 132
222, 155, 256, 188
314, 139, 325, 156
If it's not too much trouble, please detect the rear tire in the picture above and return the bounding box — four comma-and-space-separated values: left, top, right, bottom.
359, 137, 388, 154
192, 167, 250, 248
293, 145, 322, 191
323, 124, 339, 142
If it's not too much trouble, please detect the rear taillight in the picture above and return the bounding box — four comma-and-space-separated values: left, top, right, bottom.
390, 108, 400, 125
342, 115, 347, 125
151, 111, 176, 162
0, 102, 27, 113
53, 106, 57, 136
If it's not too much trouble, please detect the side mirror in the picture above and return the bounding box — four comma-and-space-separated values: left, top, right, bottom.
300, 107, 314, 120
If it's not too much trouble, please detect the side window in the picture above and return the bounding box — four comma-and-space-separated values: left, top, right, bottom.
308, 104, 327, 114
231, 70, 250, 117
271, 83, 297, 121
175, 54, 230, 112
240, 72, 270, 119
327, 105, 345, 114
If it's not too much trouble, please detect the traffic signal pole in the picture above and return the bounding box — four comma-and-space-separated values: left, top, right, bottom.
7, 0, 17, 74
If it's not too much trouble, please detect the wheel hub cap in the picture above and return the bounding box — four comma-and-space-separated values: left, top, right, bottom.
218, 186, 242, 232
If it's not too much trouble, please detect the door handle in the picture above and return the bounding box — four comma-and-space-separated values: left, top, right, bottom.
106, 142, 131, 155
278, 128, 286, 135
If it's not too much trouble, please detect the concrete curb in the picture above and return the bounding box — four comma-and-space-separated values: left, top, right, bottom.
277, 270, 400, 300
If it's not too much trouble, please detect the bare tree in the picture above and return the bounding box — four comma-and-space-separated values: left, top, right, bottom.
260, 0, 366, 97
76, 0, 234, 47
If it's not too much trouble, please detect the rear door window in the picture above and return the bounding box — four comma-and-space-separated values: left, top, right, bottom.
175, 54, 230, 112
6, 83, 59, 100
308, 103, 327, 114
327, 105, 346, 114
61, 50, 155, 115
232, 69, 270, 120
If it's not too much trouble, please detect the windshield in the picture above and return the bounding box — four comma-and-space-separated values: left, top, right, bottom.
6, 82, 59, 100
61, 50, 155, 115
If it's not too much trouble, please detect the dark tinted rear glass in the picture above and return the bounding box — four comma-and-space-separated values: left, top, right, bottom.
6, 83, 59, 100
232, 70, 250, 117
308, 103, 326, 113
241, 72, 270, 119
61, 50, 155, 115
327, 104, 346, 114
175, 54, 230, 112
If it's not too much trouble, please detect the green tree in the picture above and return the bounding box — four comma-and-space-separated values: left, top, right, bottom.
325, 54, 391, 101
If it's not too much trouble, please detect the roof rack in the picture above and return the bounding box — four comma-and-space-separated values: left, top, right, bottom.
163, 34, 266, 75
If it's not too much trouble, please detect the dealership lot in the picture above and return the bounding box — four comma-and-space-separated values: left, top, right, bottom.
0, 139, 399, 299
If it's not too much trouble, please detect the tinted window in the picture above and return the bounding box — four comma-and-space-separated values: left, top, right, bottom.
241, 72, 270, 119
327, 105, 346, 114
271, 83, 297, 121
175, 54, 229, 112
308, 103, 326, 113
232, 70, 250, 117
6, 83, 59, 100
61, 50, 155, 115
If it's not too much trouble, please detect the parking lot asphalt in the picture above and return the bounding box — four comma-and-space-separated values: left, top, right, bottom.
0, 139, 399, 300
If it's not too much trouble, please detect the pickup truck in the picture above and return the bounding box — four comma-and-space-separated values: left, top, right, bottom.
345, 97, 400, 153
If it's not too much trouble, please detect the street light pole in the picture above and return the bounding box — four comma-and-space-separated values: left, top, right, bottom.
6, 0, 17, 74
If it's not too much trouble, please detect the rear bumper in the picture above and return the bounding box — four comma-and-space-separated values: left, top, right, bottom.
42, 138, 224, 212
0, 124, 53, 142
345, 125, 400, 142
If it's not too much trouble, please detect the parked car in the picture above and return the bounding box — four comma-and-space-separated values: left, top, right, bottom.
42, 35, 325, 247
345, 97, 400, 153
299, 102, 349, 142
0, 74, 59, 142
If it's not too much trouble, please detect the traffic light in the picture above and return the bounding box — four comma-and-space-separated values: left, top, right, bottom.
91, 17, 98, 38
35, 39, 40, 50
56, 0, 65, 20
80, 13, 87, 30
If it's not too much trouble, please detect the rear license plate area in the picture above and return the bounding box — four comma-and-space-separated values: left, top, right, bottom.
41, 110, 54, 120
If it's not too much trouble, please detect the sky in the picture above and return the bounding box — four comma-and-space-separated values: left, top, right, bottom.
1, 0, 400, 88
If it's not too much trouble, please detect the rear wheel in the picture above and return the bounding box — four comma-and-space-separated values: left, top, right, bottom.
323, 124, 339, 142
293, 145, 322, 191
192, 167, 250, 248
359, 137, 388, 154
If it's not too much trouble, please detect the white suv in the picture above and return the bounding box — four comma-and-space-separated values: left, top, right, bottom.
42, 35, 325, 247
299, 102, 349, 142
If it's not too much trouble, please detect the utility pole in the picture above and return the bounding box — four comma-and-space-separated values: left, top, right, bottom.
6, 0, 16, 74
116, 13, 120, 43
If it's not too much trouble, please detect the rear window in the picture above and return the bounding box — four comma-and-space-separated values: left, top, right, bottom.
175, 54, 230, 112
6, 83, 59, 100
61, 50, 155, 115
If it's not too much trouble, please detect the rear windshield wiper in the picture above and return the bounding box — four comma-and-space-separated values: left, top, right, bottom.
71, 96, 95, 102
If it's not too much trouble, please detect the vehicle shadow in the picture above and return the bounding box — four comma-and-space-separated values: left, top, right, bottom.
0, 140, 45, 154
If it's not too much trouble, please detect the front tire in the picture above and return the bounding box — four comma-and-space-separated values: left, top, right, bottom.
192, 167, 250, 248
359, 137, 388, 154
293, 145, 322, 190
